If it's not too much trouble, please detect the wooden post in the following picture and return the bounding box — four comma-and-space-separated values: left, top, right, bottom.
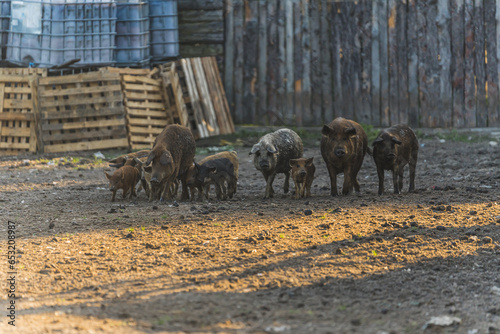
266, 0, 278, 124
331, 1, 343, 119
285, 0, 294, 124
397, 0, 409, 125
310, 0, 322, 125
301, 0, 311, 126
358, 0, 372, 126
243, 0, 258, 124
388, 0, 399, 124
293, 0, 303, 126
379, 0, 389, 126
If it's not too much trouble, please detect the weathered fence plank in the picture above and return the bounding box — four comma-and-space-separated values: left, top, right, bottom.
397, 0, 409, 125
301, 0, 312, 126
450, 0, 465, 128
243, 0, 258, 124
224, 0, 234, 118
339, 1, 354, 120
310, 0, 322, 125
321, 0, 333, 123
257, 0, 267, 124
331, 1, 343, 119
277, 0, 286, 124
266, 0, 278, 124
293, 0, 303, 126
437, 0, 452, 128
407, 0, 419, 128
464, 0, 476, 127
285, 0, 294, 124
371, 0, 381, 126
496, 0, 500, 126
233, 0, 244, 124
358, 0, 372, 125
379, 0, 389, 126
486, 0, 499, 127
388, 0, 399, 124
474, 0, 487, 127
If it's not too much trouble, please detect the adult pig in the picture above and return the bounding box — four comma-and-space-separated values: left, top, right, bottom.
146, 124, 195, 201
372, 124, 418, 195
250, 129, 303, 199
320, 117, 368, 196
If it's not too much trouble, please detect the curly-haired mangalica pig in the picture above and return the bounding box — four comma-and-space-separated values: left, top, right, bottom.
320, 117, 368, 196
250, 129, 303, 199
372, 124, 418, 195
104, 165, 140, 202
146, 124, 195, 201
290, 157, 315, 199
108, 150, 149, 168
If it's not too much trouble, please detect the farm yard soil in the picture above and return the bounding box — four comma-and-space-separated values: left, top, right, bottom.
1, 135, 499, 334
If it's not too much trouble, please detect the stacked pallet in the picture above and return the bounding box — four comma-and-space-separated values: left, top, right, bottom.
102, 67, 175, 149
36, 72, 129, 153
159, 57, 234, 139
0, 68, 48, 76
0, 75, 39, 156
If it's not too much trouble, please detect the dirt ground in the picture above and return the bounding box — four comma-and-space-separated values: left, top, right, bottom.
1, 129, 500, 334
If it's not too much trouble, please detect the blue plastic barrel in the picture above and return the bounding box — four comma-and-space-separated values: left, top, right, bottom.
7, 0, 117, 68
115, 0, 149, 67
149, 0, 178, 63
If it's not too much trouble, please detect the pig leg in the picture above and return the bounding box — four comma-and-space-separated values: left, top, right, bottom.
392, 167, 400, 194
160, 175, 176, 201
111, 190, 117, 202
377, 165, 385, 195
409, 152, 417, 192
284, 171, 290, 194
342, 166, 353, 195
122, 186, 129, 199
130, 184, 137, 198
397, 163, 405, 193
300, 182, 306, 198
293, 180, 300, 199
263, 172, 276, 199
326, 165, 338, 196
306, 178, 312, 197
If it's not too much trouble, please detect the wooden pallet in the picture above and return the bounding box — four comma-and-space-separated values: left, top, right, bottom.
0, 75, 39, 156
37, 72, 129, 153
0, 68, 48, 77
158, 62, 190, 129
103, 67, 175, 150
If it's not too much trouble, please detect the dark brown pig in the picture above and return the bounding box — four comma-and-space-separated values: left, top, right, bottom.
320, 117, 368, 196
372, 124, 418, 195
104, 165, 140, 201
290, 157, 315, 199
145, 124, 195, 201
108, 150, 149, 168
250, 129, 303, 199
186, 151, 239, 201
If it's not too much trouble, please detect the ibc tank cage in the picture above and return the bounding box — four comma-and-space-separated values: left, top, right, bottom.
0, 0, 10, 60
115, 0, 149, 68
6, 0, 116, 68
149, 0, 178, 64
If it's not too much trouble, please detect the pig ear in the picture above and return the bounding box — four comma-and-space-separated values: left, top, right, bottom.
145, 152, 154, 166
306, 157, 314, 166
160, 152, 171, 166
266, 145, 277, 154
373, 137, 384, 145
289, 159, 297, 167
109, 157, 118, 163
133, 157, 142, 166
321, 125, 334, 136
345, 127, 357, 136
105, 172, 112, 180
250, 144, 260, 155
391, 137, 402, 145
109, 163, 122, 168
194, 162, 201, 170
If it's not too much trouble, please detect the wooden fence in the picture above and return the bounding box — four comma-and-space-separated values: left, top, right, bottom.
224, 0, 500, 128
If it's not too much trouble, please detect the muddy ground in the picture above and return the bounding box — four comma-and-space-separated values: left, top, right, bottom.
1, 130, 500, 334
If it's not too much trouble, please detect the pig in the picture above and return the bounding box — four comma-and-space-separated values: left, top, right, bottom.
108, 150, 150, 168
145, 124, 195, 201
320, 117, 368, 196
186, 151, 239, 201
250, 129, 303, 199
372, 124, 418, 195
104, 165, 140, 202
195, 158, 236, 200
290, 157, 315, 199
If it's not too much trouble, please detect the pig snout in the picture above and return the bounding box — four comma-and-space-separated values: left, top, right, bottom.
386, 152, 396, 159
334, 148, 346, 158
299, 170, 307, 177
259, 160, 270, 170
150, 176, 161, 184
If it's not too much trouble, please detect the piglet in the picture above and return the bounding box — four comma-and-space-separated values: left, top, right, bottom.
104, 165, 140, 201
372, 124, 418, 195
290, 157, 315, 199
